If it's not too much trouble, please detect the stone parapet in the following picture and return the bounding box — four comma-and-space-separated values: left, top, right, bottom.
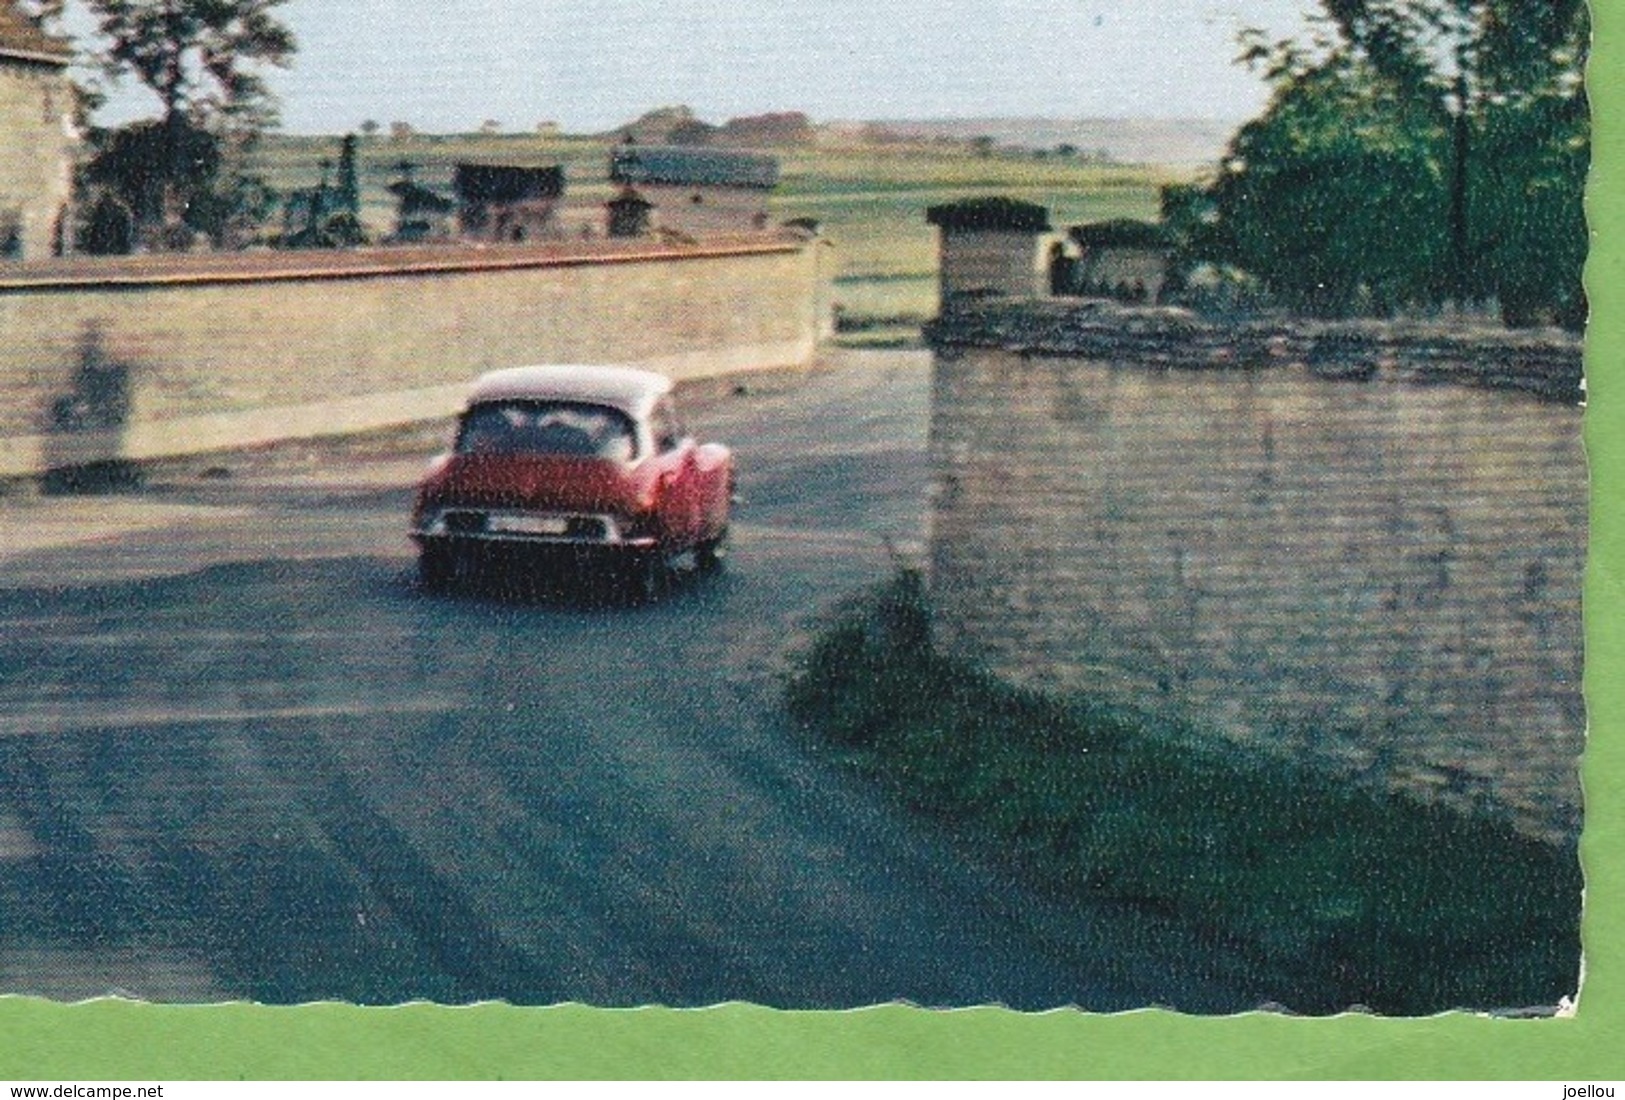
927, 299, 1584, 403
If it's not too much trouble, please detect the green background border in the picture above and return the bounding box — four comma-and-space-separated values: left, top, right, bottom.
2, 0, 1622, 1079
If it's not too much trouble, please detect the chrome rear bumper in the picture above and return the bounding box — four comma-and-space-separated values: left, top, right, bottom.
412, 508, 657, 549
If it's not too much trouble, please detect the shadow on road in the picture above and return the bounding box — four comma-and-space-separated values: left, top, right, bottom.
403, 554, 731, 612
0, 554, 743, 1003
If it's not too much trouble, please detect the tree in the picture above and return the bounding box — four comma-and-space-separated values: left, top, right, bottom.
84, 0, 297, 248
13, 0, 65, 31
278, 141, 365, 250
333, 132, 360, 219
1196, 54, 1454, 316
82, 115, 275, 249
1175, 0, 1587, 326
93, 0, 295, 126
1303, 0, 1587, 319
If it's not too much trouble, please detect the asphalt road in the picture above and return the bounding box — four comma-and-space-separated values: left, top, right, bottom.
0, 350, 1258, 1010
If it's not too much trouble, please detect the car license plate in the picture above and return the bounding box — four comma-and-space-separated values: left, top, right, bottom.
490, 514, 569, 535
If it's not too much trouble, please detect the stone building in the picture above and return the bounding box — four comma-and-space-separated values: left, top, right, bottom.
607, 144, 778, 238
0, 1, 75, 261
1066, 218, 1171, 302
605, 185, 654, 238
925, 196, 1055, 303
454, 163, 566, 242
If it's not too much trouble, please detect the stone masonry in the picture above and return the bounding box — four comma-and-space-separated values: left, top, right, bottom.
0, 236, 832, 477
927, 301, 1586, 841
0, 3, 74, 262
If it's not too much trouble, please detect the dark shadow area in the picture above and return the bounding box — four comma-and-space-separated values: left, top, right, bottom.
411, 545, 722, 611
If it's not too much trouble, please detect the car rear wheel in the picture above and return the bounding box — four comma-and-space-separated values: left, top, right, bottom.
695, 526, 730, 572
622, 550, 672, 604
418, 543, 461, 591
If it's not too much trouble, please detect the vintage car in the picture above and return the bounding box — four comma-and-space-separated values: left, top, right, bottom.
410, 364, 734, 596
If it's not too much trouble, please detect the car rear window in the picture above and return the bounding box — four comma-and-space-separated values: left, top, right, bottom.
457, 401, 637, 460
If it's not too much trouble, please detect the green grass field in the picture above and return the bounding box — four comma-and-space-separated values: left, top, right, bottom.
250, 133, 1189, 327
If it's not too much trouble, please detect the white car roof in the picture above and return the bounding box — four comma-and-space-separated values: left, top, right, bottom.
466, 365, 674, 417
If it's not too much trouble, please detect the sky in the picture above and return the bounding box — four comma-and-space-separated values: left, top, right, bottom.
69, 0, 1319, 134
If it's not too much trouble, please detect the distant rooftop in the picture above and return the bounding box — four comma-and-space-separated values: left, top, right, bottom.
1070, 218, 1170, 249
609, 145, 780, 190
926, 196, 1052, 232
453, 163, 566, 204
388, 179, 455, 214
0, 1, 72, 64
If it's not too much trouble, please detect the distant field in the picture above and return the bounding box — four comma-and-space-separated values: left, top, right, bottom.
251, 133, 1195, 327
861, 116, 1240, 167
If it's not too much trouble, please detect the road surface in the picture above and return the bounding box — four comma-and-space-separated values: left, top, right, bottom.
0, 350, 1258, 1009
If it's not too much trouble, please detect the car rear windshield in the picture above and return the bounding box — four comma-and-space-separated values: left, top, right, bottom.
457, 401, 638, 460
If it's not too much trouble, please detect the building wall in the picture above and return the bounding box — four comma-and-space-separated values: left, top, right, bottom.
0, 237, 828, 476
0, 56, 73, 261
1074, 247, 1167, 301
937, 229, 1053, 301
636, 185, 771, 238
927, 318, 1585, 842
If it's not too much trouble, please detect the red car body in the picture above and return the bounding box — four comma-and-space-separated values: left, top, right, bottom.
410, 364, 733, 594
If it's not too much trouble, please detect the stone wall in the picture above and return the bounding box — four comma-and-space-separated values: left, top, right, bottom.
926, 302, 1586, 841
1072, 246, 1167, 301
0, 56, 73, 261
937, 229, 1055, 301
636, 184, 771, 238
0, 235, 831, 477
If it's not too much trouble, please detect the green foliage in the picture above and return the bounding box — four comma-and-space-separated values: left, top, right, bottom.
1207, 58, 1453, 316
76, 0, 296, 250
92, 0, 296, 123
333, 133, 361, 219
1469, 78, 1589, 327
924, 195, 1052, 232
786, 573, 1582, 1014
1173, 0, 1588, 327
269, 134, 369, 249
81, 117, 275, 249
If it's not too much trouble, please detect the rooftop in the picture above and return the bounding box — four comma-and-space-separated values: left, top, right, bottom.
926, 196, 1052, 232
453, 163, 566, 204
0, 2, 72, 65
609, 145, 780, 190
1070, 218, 1171, 249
